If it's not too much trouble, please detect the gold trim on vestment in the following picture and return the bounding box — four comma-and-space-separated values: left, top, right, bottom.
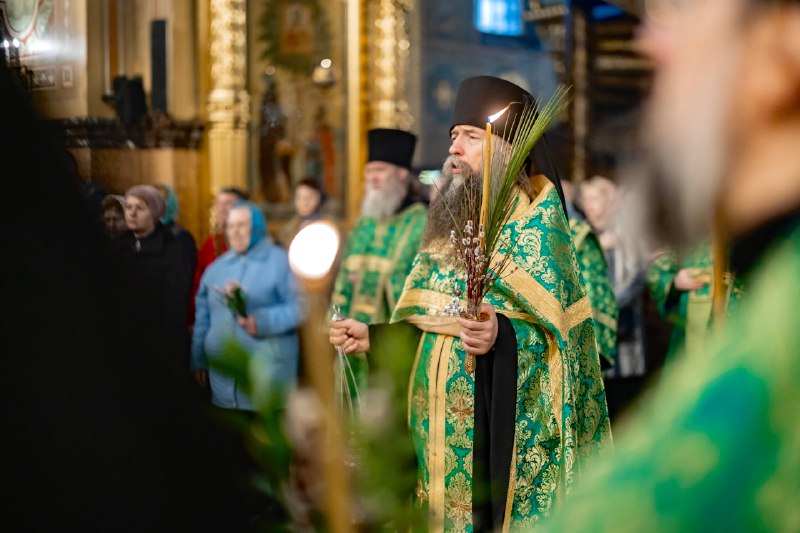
428, 335, 453, 531
569, 219, 592, 250
343, 254, 394, 273
497, 252, 593, 340
397, 285, 592, 342
352, 302, 378, 316
502, 440, 518, 532
596, 311, 618, 331
394, 288, 453, 317
546, 332, 564, 439
402, 313, 461, 338
407, 334, 426, 427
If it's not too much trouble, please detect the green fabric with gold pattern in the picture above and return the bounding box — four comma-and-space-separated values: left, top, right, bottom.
647, 243, 743, 360
332, 202, 427, 393
391, 182, 611, 531
570, 218, 618, 366
541, 225, 800, 533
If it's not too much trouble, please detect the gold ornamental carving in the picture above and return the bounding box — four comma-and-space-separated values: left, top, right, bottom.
207, 0, 250, 191
368, 0, 414, 130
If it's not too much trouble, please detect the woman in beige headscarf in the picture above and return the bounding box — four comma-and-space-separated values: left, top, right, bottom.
580, 176, 648, 378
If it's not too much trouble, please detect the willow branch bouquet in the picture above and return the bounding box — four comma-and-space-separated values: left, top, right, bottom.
439, 87, 571, 323
216, 281, 248, 318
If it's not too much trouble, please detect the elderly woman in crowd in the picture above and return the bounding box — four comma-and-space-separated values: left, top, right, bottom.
278, 177, 325, 248
101, 194, 127, 239
112, 185, 191, 370
191, 201, 306, 411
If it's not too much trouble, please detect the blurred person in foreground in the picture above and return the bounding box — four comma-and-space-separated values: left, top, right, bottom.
647, 242, 743, 360
192, 201, 306, 410
543, 0, 800, 530
330, 76, 610, 531
113, 185, 191, 370
0, 65, 249, 531
101, 194, 127, 239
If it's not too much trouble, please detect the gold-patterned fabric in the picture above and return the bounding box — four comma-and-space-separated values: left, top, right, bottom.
541, 223, 800, 533
332, 202, 428, 324
331, 203, 427, 392
569, 218, 618, 365
392, 181, 611, 531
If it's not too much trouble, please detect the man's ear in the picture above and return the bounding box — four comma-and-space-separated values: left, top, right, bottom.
777, 6, 800, 110
397, 167, 410, 183
732, 6, 800, 132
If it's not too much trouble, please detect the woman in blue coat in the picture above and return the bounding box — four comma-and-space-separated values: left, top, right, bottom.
191, 202, 306, 410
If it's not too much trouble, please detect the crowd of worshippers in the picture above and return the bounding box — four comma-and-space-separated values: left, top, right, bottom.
87, 125, 730, 419
93, 178, 331, 410
74, 73, 745, 532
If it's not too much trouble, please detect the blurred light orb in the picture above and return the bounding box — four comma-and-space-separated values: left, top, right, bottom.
320, 58, 332, 69
289, 221, 340, 279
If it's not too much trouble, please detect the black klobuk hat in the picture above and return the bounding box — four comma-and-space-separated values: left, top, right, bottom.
450, 75, 567, 213
367, 128, 417, 170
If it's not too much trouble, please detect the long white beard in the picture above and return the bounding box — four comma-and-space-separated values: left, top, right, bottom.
360, 177, 406, 220
625, 42, 739, 253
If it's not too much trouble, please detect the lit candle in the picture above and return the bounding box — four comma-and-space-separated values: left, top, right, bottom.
480, 120, 492, 231
480, 104, 511, 235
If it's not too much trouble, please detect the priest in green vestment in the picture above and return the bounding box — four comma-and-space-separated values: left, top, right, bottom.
331, 76, 611, 532
647, 244, 742, 360
331, 128, 428, 390
332, 128, 427, 324
570, 218, 618, 366
562, 181, 618, 367
541, 0, 800, 530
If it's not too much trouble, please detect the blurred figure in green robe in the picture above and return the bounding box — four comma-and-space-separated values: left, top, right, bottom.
647, 243, 743, 360
563, 179, 619, 367
542, 0, 800, 530
331, 129, 427, 392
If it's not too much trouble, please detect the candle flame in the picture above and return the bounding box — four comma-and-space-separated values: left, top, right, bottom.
488, 104, 511, 124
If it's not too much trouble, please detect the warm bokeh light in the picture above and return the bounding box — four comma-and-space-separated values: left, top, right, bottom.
288, 221, 340, 279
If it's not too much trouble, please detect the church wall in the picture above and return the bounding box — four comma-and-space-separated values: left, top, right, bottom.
8, 0, 206, 239
415, 0, 557, 168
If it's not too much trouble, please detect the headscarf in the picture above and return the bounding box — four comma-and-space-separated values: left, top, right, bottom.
231, 201, 268, 252
158, 185, 179, 225
125, 185, 166, 220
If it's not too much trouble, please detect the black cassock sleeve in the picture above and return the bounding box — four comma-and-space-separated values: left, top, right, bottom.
472, 312, 518, 532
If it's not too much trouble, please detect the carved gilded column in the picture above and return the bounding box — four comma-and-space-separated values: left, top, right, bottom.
569, 0, 590, 183
207, 0, 250, 193
367, 0, 414, 130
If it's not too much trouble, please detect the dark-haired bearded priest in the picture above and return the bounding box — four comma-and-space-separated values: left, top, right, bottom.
330, 76, 610, 532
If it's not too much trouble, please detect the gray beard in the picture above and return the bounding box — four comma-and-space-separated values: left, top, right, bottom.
422, 156, 478, 247
620, 37, 738, 255
360, 178, 406, 220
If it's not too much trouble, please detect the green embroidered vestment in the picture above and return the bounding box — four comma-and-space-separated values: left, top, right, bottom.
392, 182, 611, 532
647, 243, 742, 360
332, 202, 428, 323
570, 218, 618, 366
541, 224, 800, 533
332, 202, 427, 395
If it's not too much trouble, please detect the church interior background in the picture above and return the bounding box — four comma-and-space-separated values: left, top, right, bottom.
1, 0, 648, 239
